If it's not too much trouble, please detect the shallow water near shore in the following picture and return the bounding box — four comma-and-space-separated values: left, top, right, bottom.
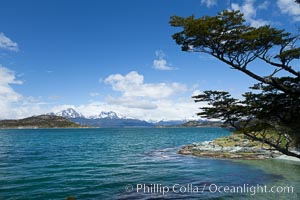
0, 128, 299, 199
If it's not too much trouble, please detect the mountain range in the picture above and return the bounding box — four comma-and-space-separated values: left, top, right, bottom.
48, 108, 153, 128
50, 108, 124, 120
49, 108, 189, 128
0, 108, 227, 129
46, 108, 228, 128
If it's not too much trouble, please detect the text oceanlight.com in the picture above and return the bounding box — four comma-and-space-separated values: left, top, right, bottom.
125, 183, 294, 196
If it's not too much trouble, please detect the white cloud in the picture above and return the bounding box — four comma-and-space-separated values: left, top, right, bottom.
258, 1, 269, 10
89, 92, 100, 97
106, 96, 158, 110
51, 104, 77, 113
92, 71, 201, 121
46, 71, 206, 121
67, 98, 202, 121
104, 71, 186, 99
0, 65, 50, 119
231, 0, 269, 27
0, 65, 22, 105
201, 0, 217, 8
153, 59, 173, 71
153, 50, 174, 71
277, 0, 300, 21
0, 68, 203, 121
0, 32, 19, 52
192, 89, 202, 97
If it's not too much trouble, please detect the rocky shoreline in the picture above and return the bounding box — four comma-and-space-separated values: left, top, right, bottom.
178, 134, 283, 160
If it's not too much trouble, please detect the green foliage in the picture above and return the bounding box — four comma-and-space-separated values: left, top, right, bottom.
171, 10, 300, 158
170, 10, 300, 95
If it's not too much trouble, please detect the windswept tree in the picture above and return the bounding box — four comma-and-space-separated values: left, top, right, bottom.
170, 10, 300, 158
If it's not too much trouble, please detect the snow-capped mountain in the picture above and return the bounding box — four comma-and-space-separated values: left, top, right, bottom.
89, 111, 124, 119
49, 108, 151, 127
55, 108, 84, 118
50, 108, 84, 119
52, 108, 125, 119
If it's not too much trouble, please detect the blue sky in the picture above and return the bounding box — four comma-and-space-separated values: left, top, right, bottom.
1, 0, 300, 120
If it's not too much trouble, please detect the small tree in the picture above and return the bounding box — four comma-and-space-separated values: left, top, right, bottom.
170, 10, 300, 158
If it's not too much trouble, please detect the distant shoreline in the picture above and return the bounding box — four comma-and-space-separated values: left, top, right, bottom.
0, 127, 94, 130
0, 126, 227, 130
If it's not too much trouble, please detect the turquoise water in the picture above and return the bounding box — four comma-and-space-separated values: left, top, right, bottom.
0, 128, 299, 200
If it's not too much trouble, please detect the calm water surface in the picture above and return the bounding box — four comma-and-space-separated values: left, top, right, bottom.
0, 128, 299, 199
